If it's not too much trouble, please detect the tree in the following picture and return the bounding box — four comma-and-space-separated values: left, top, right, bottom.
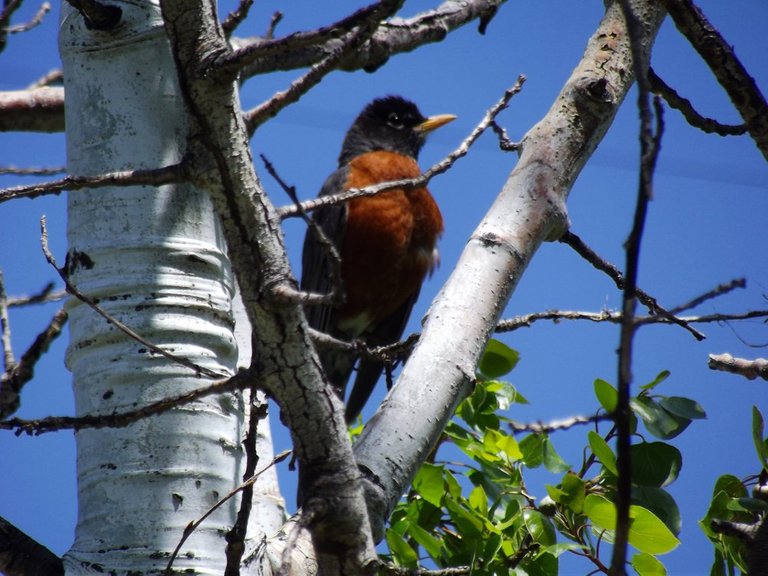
1, 0, 766, 575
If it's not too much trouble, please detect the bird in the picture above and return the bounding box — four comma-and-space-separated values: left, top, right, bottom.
301, 95, 456, 424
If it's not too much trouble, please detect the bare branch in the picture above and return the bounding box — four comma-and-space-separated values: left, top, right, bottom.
6, 2, 50, 35
496, 308, 768, 332
236, 0, 506, 78
27, 69, 63, 89
0, 87, 65, 132
649, 68, 747, 136
226, 1, 394, 77
7, 283, 65, 307
261, 154, 344, 308
0, 516, 63, 576
508, 413, 612, 434
1, 370, 253, 435
662, 0, 768, 160
220, 0, 253, 37
0, 270, 14, 371
277, 78, 525, 219
560, 230, 705, 340
0, 165, 66, 176
40, 217, 227, 380
0, 307, 67, 420
611, 2, 665, 570
0, 0, 23, 54
244, 0, 404, 132
668, 277, 746, 314
0, 163, 186, 204
708, 353, 768, 381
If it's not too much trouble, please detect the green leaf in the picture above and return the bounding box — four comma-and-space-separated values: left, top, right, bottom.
385, 528, 419, 567
520, 433, 544, 468
658, 396, 706, 420
752, 406, 768, 470
542, 435, 570, 473
523, 509, 557, 546
486, 379, 529, 407
484, 428, 523, 462
413, 463, 445, 507
559, 473, 586, 513
404, 521, 443, 560
478, 339, 519, 379
594, 378, 618, 412
629, 506, 681, 555
639, 370, 671, 391
584, 495, 680, 555
632, 486, 681, 536
632, 552, 667, 576
468, 485, 488, 515
631, 396, 691, 440
631, 442, 682, 487
588, 431, 618, 476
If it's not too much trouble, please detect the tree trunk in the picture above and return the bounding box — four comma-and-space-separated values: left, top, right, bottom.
59, 2, 282, 572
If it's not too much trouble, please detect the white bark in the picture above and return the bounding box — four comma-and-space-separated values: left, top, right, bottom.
60, 2, 283, 573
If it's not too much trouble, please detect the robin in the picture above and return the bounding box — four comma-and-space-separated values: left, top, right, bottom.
301, 96, 455, 424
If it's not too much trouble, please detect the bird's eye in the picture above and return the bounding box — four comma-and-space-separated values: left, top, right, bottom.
387, 112, 405, 130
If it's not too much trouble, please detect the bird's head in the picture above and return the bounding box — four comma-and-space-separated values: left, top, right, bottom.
339, 96, 456, 165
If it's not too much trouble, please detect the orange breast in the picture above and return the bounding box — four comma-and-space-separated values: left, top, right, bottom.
337, 151, 443, 335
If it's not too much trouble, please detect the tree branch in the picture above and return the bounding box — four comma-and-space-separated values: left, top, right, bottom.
0, 163, 186, 204
235, 0, 506, 79
708, 353, 768, 381
611, 1, 665, 571
0, 516, 63, 576
560, 230, 705, 340
661, 0, 768, 160
1, 369, 252, 435
648, 68, 747, 136
0, 87, 65, 132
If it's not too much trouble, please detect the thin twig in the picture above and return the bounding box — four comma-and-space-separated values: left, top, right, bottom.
0, 165, 67, 176
560, 230, 705, 341
223, 390, 268, 576
0, 307, 67, 420
165, 449, 292, 575
243, 0, 403, 132
7, 283, 65, 307
611, 2, 665, 570
668, 277, 746, 314
40, 217, 226, 380
27, 68, 63, 89
661, 0, 768, 161
648, 68, 747, 136
1, 369, 252, 435
0, 271, 13, 371
260, 154, 344, 308
6, 2, 50, 34
277, 77, 526, 219
0, 163, 186, 205
221, 0, 253, 37
509, 413, 612, 434
222, 1, 398, 79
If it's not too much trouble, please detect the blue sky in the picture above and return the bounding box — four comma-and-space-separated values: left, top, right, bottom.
1, 1, 766, 574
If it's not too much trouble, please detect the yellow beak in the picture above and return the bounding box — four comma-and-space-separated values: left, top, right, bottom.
415, 114, 457, 135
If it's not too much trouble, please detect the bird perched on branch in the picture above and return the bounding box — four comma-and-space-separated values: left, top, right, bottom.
301, 96, 455, 424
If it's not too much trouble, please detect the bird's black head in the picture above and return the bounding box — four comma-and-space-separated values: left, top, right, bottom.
338, 96, 455, 165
